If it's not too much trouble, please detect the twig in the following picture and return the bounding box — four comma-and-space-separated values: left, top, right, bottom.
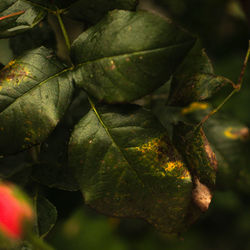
0, 11, 25, 21
196, 40, 250, 128
55, 9, 71, 52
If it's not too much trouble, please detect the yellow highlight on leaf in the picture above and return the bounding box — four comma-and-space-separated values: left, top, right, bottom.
135, 137, 191, 180
182, 102, 209, 114
164, 161, 183, 172
223, 127, 249, 140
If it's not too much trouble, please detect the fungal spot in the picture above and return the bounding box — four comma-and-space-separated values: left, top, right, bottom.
0, 60, 29, 86
139, 56, 143, 60
224, 127, 249, 140
203, 132, 218, 171
181, 102, 209, 114
134, 136, 191, 180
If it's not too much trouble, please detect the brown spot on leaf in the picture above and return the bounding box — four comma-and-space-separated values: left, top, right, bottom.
192, 177, 212, 212
0, 61, 29, 86
201, 130, 218, 171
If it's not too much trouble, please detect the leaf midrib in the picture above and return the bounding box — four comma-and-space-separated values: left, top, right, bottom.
89, 99, 147, 190
0, 41, 194, 115
73, 40, 194, 68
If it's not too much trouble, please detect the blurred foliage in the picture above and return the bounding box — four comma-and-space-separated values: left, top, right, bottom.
1, 0, 250, 249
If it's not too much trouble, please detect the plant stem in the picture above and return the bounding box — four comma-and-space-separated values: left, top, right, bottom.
197, 40, 250, 127
0, 11, 25, 21
56, 9, 71, 52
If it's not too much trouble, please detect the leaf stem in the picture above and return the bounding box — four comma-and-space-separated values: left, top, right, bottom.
197, 40, 250, 127
55, 9, 71, 52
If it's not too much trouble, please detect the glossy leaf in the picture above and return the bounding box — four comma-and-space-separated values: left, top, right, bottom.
168, 41, 234, 106
0, 46, 74, 155
0, 0, 46, 38
34, 195, 57, 238
67, 0, 138, 24
69, 104, 193, 234
71, 10, 196, 103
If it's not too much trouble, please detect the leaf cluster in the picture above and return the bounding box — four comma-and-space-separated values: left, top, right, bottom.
0, 0, 249, 249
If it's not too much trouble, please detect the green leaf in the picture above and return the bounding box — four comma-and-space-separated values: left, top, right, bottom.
71, 10, 196, 103
67, 0, 138, 24
168, 40, 234, 106
0, 46, 74, 155
69, 103, 193, 234
0, 0, 46, 38
34, 195, 57, 238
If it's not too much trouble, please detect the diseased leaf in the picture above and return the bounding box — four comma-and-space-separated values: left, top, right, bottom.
173, 122, 217, 191
67, 0, 138, 24
168, 40, 234, 106
69, 104, 193, 234
34, 194, 57, 238
0, 46, 74, 155
71, 10, 196, 103
0, 0, 46, 38
181, 102, 249, 190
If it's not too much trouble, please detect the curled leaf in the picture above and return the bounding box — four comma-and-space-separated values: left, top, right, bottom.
173, 122, 217, 195
168, 40, 234, 106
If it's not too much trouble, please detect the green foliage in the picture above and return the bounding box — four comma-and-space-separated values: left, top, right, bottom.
0, 0, 249, 249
